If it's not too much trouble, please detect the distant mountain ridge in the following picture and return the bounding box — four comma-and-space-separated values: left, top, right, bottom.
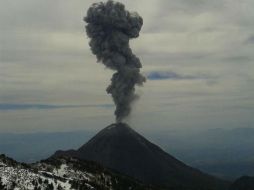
53, 123, 229, 190
229, 176, 254, 190
2, 127, 254, 180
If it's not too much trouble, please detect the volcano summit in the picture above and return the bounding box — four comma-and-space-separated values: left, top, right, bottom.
53, 123, 228, 190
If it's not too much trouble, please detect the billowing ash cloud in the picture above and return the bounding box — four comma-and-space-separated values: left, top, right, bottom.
84, 1, 146, 122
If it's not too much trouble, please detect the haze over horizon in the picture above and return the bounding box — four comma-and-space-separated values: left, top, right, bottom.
1, 0, 254, 133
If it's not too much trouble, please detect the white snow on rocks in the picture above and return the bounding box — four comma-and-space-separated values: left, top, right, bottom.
0, 159, 96, 190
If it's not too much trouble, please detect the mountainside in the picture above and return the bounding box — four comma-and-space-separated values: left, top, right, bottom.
229, 176, 254, 190
0, 154, 158, 190
53, 123, 229, 190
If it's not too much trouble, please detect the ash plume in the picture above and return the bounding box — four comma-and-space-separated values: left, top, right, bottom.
84, 1, 145, 122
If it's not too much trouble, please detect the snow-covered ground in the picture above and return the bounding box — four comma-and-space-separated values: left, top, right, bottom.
0, 155, 152, 190
0, 157, 102, 190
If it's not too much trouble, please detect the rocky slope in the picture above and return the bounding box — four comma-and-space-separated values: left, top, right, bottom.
229, 176, 254, 190
0, 154, 158, 190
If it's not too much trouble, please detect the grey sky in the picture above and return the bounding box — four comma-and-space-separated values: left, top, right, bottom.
0, 0, 253, 133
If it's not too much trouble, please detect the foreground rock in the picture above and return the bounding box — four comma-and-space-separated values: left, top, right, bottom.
0, 154, 158, 190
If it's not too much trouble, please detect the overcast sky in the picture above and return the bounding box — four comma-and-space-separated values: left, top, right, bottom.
0, 0, 253, 133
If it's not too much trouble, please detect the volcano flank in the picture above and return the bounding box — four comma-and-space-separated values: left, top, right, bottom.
53, 123, 228, 190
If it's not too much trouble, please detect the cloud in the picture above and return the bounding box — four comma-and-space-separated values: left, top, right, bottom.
244, 35, 254, 44
0, 103, 113, 111
0, 0, 254, 133
222, 55, 252, 62
146, 71, 209, 81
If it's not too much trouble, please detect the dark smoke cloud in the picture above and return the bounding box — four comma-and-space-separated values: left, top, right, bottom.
84, 1, 145, 122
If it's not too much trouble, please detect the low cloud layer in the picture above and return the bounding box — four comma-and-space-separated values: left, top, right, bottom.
0, 103, 113, 111
146, 71, 210, 81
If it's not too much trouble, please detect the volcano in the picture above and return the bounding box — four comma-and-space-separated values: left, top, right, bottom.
53, 123, 228, 189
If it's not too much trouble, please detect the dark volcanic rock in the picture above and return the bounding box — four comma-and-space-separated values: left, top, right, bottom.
229, 176, 254, 190
53, 123, 229, 190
